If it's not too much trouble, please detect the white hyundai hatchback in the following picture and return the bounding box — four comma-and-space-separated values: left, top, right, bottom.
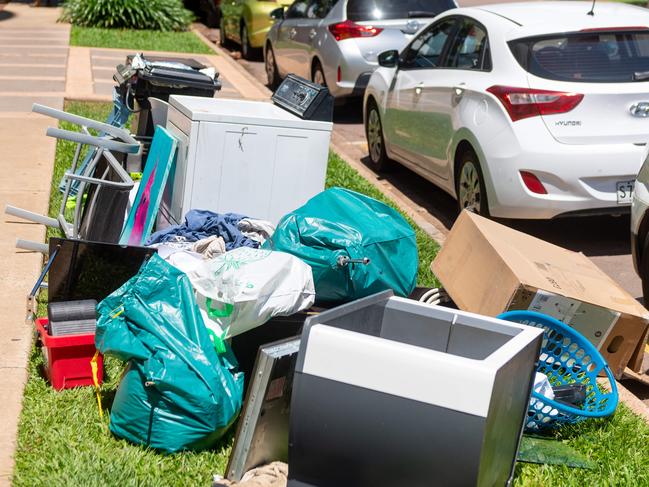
364, 1, 649, 219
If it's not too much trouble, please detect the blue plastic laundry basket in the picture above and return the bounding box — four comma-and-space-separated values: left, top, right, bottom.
498, 311, 618, 431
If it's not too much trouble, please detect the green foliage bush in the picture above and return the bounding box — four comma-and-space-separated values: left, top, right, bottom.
61, 0, 194, 32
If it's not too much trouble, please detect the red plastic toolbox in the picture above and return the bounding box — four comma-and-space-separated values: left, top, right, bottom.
35, 317, 103, 391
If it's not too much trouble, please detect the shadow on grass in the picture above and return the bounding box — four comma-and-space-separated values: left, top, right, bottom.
99, 388, 117, 410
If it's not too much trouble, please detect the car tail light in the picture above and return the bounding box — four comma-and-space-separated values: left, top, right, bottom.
337, 66, 341, 82
520, 171, 547, 194
487, 86, 583, 122
328, 20, 383, 41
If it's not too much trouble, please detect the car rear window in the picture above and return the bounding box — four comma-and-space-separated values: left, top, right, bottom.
509, 30, 649, 83
346, 0, 456, 22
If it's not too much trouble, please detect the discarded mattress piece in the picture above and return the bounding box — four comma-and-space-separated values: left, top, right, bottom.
266, 187, 418, 303
96, 254, 244, 453
147, 210, 260, 249
289, 291, 543, 487
189, 247, 315, 338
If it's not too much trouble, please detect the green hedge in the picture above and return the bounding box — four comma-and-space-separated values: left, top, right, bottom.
61, 0, 194, 32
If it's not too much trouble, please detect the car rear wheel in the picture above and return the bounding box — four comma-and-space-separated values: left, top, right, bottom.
265, 44, 281, 90
241, 24, 258, 60
219, 16, 230, 47
312, 61, 327, 88
365, 100, 392, 172
639, 234, 649, 302
456, 151, 489, 216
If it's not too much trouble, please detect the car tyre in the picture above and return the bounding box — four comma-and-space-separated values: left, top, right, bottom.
312, 61, 327, 88
365, 100, 392, 172
640, 234, 649, 303
455, 150, 490, 216
265, 44, 281, 90
219, 16, 231, 47
241, 23, 257, 60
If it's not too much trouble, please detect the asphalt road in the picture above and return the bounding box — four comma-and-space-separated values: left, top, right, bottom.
208, 29, 644, 302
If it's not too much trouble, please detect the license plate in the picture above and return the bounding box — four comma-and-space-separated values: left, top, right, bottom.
617, 180, 635, 204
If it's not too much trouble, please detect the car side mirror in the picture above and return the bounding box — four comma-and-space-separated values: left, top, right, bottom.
378, 50, 399, 68
270, 7, 285, 20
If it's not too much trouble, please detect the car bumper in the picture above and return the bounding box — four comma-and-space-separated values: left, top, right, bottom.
320, 39, 378, 98
483, 123, 646, 219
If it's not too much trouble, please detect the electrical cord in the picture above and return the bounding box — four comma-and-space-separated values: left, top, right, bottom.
418, 287, 450, 306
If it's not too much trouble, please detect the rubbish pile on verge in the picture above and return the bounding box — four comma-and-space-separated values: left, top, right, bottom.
10, 52, 649, 487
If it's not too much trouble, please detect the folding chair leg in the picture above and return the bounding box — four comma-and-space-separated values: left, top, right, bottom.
16, 239, 49, 254
5, 205, 59, 228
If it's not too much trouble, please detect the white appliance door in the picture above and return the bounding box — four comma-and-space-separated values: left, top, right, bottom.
191, 120, 328, 223
192, 123, 273, 219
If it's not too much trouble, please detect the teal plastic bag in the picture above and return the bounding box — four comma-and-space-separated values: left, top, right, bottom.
96, 254, 244, 453
264, 188, 418, 303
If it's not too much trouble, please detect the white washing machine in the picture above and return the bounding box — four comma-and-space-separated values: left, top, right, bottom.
159, 95, 333, 227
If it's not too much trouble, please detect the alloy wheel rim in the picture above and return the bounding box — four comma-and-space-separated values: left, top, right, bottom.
266, 48, 275, 83
459, 161, 481, 213
367, 109, 382, 163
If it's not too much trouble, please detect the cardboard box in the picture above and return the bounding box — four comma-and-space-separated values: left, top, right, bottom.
431, 211, 649, 378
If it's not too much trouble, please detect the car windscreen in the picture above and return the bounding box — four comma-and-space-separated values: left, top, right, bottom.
346, 0, 457, 22
509, 30, 649, 83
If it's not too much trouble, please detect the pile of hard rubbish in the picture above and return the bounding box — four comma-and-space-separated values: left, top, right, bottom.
7, 53, 649, 487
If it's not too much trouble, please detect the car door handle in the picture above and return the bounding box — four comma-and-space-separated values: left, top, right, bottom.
309, 29, 317, 39
415, 82, 424, 95
289, 28, 297, 38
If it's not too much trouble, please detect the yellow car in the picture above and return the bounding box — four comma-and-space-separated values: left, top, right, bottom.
220, 0, 293, 59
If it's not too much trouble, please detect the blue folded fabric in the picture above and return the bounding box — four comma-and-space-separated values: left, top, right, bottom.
146, 209, 259, 250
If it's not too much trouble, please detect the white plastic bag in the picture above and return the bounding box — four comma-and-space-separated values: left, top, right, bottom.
188, 247, 315, 338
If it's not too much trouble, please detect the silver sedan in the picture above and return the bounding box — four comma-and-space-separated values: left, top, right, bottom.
264, 0, 457, 97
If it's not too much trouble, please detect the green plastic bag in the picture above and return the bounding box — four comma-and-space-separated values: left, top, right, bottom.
264, 187, 418, 303
95, 254, 244, 453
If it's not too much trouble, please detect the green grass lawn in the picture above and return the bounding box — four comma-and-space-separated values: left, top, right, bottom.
12, 101, 649, 486
70, 26, 214, 54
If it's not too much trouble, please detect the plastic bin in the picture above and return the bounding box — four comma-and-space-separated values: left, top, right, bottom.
289, 291, 544, 487
36, 317, 103, 391
118, 55, 221, 145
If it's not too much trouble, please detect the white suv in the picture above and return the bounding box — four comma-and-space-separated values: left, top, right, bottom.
364, 2, 649, 219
